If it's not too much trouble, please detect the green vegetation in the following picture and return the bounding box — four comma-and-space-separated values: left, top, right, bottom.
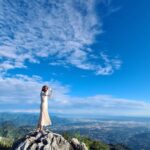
0, 121, 32, 140
63, 132, 109, 150
62, 132, 130, 150
0, 121, 33, 150
0, 136, 13, 150
73, 132, 109, 150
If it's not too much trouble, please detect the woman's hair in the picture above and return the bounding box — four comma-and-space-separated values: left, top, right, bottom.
42, 85, 49, 92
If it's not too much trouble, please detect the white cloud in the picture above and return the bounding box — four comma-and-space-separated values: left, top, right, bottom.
95, 52, 122, 75
0, 74, 70, 105
0, 109, 40, 113
0, 74, 150, 116
0, 0, 121, 75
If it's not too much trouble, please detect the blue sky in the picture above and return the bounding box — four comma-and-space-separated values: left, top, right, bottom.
0, 0, 150, 116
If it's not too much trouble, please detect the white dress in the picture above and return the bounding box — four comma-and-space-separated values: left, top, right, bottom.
38, 89, 52, 126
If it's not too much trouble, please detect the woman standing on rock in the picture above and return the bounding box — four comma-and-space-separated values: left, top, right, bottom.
37, 85, 52, 131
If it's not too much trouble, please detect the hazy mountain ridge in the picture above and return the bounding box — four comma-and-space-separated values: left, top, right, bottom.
0, 113, 150, 150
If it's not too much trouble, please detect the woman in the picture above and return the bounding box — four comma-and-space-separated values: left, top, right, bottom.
37, 85, 52, 131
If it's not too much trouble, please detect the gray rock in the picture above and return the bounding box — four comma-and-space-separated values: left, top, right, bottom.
11, 130, 88, 150
29, 143, 37, 150
21, 139, 30, 150
37, 142, 44, 149
70, 138, 88, 150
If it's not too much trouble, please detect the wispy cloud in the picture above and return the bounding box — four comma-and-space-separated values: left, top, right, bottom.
0, 74, 70, 104
0, 0, 121, 75
0, 74, 150, 116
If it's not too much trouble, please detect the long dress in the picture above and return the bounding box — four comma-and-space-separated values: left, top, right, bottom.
38, 89, 52, 127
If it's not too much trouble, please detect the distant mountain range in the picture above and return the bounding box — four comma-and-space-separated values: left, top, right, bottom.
0, 112, 150, 150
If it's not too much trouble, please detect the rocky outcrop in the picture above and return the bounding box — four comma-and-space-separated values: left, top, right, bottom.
11, 130, 88, 150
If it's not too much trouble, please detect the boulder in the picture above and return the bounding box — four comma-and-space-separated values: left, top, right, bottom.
11, 129, 88, 150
